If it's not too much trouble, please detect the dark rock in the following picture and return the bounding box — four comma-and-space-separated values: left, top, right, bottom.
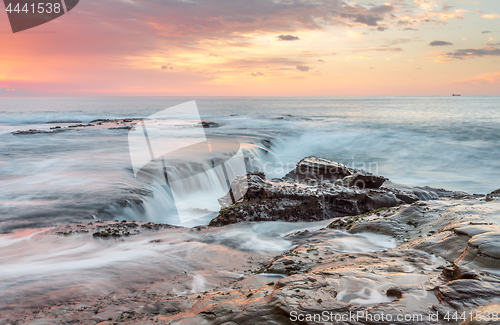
344, 171, 388, 189
486, 189, 500, 201
394, 192, 420, 204
138, 304, 160, 315
441, 265, 479, 281
199, 121, 220, 128
12, 128, 65, 135
109, 126, 133, 130
386, 287, 403, 298
285, 157, 386, 189
284, 157, 351, 182
210, 159, 405, 227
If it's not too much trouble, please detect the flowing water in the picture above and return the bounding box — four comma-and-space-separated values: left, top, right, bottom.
1, 96, 499, 230
0, 96, 498, 318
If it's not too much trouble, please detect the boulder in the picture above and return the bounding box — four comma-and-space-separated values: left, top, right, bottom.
211, 158, 405, 226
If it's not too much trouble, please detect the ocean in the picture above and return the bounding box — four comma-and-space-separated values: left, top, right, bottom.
1, 96, 499, 231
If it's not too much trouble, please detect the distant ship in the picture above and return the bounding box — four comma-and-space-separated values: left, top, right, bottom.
452, 94, 461, 96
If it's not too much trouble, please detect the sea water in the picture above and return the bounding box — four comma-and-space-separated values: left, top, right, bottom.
1, 96, 499, 231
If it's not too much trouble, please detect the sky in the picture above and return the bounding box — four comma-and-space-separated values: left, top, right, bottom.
0, 0, 499, 96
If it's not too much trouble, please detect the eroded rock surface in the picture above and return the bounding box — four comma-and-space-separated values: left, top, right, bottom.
7, 198, 500, 325
4, 157, 500, 325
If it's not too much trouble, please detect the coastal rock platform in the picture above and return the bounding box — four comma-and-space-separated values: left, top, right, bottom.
3, 158, 500, 325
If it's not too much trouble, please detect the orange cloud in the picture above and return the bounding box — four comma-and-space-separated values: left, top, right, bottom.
482, 14, 499, 19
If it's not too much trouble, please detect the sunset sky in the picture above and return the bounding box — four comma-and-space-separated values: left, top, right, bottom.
1, 0, 499, 96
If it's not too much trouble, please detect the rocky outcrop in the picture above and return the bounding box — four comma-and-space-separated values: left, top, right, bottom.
284, 157, 387, 189
12, 193, 500, 325
199, 121, 220, 128
486, 189, 500, 201
55, 220, 180, 238
11, 119, 140, 135
210, 157, 413, 226
210, 173, 403, 226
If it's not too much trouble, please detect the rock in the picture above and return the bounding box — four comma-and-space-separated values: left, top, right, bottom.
138, 304, 160, 315
469, 232, 500, 259
210, 174, 403, 226
436, 279, 500, 301
441, 265, 479, 281
12, 128, 65, 135
109, 125, 134, 130
284, 157, 352, 182
211, 157, 406, 226
486, 189, 500, 201
382, 182, 478, 201
386, 286, 403, 298
343, 171, 388, 189
199, 121, 220, 128
284, 157, 387, 189
462, 303, 500, 324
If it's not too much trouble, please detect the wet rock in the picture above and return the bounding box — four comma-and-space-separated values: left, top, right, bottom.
210, 178, 403, 226
386, 286, 403, 298
441, 265, 479, 281
436, 279, 500, 301
284, 157, 387, 189
211, 158, 405, 226
382, 182, 478, 201
138, 304, 161, 315
109, 125, 134, 130
54, 220, 179, 238
462, 303, 500, 324
284, 156, 352, 182
343, 171, 388, 189
469, 232, 500, 259
12, 128, 65, 135
199, 121, 220, 128
485, 189, 500, 201
13, 119, 140, 136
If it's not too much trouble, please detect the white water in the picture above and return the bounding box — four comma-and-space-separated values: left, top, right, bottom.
0, 220, 401, 316
2, 96, 500, 231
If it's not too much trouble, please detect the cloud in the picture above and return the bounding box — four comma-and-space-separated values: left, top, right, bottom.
377, 26, 388, 31
403, 28, 419, 31
482, 31, 492, 34
318, 59, 324, 62
160, 66, 174, 70
482, 14, 499, 19
336, 4, 395, 27
296, 65, 310, 72
369, 5, 394, 15
278, 35, 300, 41
250, 72, 265, 77
430, 41, 453, 46
341, 13, 383, 26
446, 47, 500, 59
